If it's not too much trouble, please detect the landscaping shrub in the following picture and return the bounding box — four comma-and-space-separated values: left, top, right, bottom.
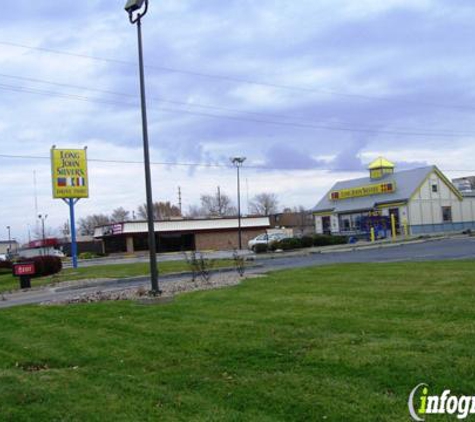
269, 235, 348, 251
79, 252, 101, 260
329, 235, 349, 245
275, 238, 303, 251
312, 235, 348, 247
252, 243, 268, 254
184, 251, 215, 283
300, 236, 314, 248
0, 260, 12, 271
28, 256, 63, 278
232, 249, 246, 276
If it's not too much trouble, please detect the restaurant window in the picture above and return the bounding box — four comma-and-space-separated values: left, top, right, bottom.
442, 206, 452, 222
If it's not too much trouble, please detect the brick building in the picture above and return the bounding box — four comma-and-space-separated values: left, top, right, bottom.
0, 240, 19, 255
93, 217, 270, 254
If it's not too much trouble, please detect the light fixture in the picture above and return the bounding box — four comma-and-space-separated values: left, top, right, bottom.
124, 0, 146, 14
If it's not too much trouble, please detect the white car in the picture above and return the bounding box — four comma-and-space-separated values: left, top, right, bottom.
0, 253, 7, 261
248, 233, 290, 251
51, 249, 66, 258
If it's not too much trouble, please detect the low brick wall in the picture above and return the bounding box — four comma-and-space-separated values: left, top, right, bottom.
195, 229, 265, 251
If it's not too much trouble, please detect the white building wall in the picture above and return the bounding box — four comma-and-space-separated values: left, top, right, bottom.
331, 215, 340, 233
408, 171, 475, 228
315, 216, 323, 234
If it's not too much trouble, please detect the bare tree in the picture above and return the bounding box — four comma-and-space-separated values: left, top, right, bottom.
186, 205, 205, 218
32, 225, 58, 240
249, 193, 279, 216
78, 214, 111, 236
111, 207, 130, 223
200, 188, 236, 217
60, 221, 70, 237
137, 201, 181, 220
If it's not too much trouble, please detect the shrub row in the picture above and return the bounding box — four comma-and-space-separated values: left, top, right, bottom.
29, 256, 63, 278
253, 235, 348, 253
78, 252, 103, 260
0, 260, 12, 270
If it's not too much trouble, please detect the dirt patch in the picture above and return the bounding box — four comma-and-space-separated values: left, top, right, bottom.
16, 362, 50, 372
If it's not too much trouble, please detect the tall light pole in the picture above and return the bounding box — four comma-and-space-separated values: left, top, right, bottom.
38, 214, 47, 256
125, 0, 160, 295
231, 157, 246, 249
6, 226, 11, 256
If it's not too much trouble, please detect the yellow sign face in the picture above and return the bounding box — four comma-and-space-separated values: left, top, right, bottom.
51, 149, 89, 199
330, 181, 396, 201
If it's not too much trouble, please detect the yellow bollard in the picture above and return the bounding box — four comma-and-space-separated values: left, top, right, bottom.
402, 219, 409, 237
391, 214, 397, 240
370, 227, 375, 242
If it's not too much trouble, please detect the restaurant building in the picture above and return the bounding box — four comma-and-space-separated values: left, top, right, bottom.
93, 216, 270, 254
313, 157, 475, 236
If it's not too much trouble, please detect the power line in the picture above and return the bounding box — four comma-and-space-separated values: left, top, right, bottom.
1, 40, 475, 113
0, 153, 229, 168
0, 153, 473, 173
0, 72, 470, 136
0, 81, 472, 138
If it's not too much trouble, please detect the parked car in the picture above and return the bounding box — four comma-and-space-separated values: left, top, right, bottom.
51, 249, 66, 258
248, 232, 290, 251
0, 253, 7, 261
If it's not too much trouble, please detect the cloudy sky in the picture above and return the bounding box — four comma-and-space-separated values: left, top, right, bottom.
1, 0, 475, 242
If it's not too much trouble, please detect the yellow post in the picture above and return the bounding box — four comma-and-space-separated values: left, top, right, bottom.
391, 214, 397, 240
402, 219, 409, 237
370, 227, 375, 243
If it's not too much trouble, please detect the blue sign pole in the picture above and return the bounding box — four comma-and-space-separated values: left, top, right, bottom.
64, 198, 80, 269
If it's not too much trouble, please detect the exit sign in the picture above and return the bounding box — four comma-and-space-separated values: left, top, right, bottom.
13, 263, 36, 276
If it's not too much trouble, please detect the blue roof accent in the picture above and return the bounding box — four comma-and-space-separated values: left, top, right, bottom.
312, 166, 435, 213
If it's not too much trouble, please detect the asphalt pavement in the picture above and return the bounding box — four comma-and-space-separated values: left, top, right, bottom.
1, 237, 474, 309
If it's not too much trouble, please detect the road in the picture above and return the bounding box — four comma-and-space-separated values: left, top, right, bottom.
1, 237, 474, 309
64, 250, 247, 268
258, 236, 475, 271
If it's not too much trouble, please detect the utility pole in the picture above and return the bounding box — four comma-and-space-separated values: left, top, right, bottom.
6, 226, 11, 256
38, 214, 48, 256
217, 186, 222, 216
178, 186, 182, 215
230, 157, 246, 249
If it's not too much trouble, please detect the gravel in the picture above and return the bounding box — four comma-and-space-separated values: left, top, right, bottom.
41, 273, 263, 306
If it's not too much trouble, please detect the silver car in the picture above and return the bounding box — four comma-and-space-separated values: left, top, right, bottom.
248, 233, 290, 251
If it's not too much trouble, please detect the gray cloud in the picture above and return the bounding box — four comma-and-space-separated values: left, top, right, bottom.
1, 0, 475, 239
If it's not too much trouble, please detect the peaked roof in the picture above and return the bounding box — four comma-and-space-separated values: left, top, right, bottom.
313, 166, 437, 213
368, 156, 395, 169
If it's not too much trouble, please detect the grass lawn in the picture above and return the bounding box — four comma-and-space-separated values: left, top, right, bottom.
0, 259, 235, 293
0, 260, 474, 421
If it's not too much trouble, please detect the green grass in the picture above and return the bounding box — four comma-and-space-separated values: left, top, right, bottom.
0, 261, 474, 421
0, 259, 235, 293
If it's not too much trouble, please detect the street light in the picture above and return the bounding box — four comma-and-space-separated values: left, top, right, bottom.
231, 157, 246, 249
38, 214, 48, 256
6, 226, 11, 256
124, 0, 160, 295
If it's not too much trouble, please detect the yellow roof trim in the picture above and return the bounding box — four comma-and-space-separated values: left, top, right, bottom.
376, 202, 407, 209
313, 211, 333, 217
368, 156, 395, 170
